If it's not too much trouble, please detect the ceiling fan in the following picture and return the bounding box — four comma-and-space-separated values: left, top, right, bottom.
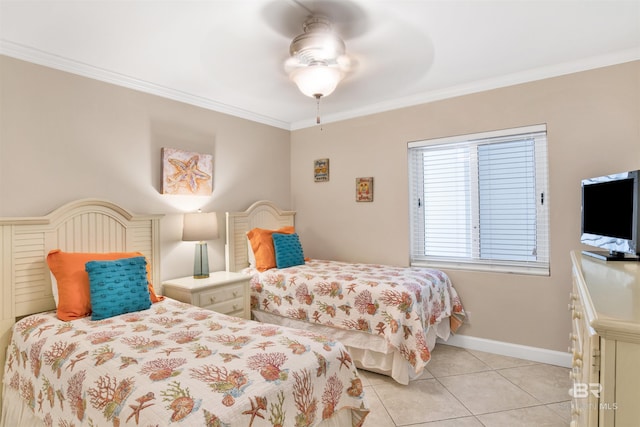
263, 0, 368, 122
285, 14, 352, 99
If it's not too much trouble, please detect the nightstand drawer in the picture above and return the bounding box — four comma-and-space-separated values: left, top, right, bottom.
198, 283, 245, 306
162, 271, 251, 319
203, 297, 245, 316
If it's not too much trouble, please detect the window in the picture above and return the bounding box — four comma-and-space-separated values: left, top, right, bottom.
408, 124, 549, 275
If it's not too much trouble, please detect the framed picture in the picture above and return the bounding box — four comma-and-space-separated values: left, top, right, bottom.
314, 158, 329, 182
161, 148, 213, 195
356, 177, 373, 202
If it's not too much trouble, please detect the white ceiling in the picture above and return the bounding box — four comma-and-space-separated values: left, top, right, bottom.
1, 0, 639, 130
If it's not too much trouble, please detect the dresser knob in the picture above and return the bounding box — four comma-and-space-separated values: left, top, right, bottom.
233, 304, 238, 310
210, 297, 216, 303
570, 402, 580, 414
233, 291, 238, 297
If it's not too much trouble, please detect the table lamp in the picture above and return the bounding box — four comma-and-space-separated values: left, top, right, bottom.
182, 211, 219, 278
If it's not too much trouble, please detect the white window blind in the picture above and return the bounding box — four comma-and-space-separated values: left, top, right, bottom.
408, 125, 549, 275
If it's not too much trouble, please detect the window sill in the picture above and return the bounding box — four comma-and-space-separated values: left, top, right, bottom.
410, 259, 550, 276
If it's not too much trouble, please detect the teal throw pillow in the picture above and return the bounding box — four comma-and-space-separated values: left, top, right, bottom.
85, 256, 151, 320
272, 232, 305, 269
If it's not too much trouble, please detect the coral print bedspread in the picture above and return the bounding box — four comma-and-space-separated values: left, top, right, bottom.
248, 260, 465, 377
3, 298, 369, 426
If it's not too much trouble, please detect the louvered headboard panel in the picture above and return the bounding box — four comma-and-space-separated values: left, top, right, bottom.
225, 200, 295, 272
1, 200, 162, 318
0, 199, 162, 411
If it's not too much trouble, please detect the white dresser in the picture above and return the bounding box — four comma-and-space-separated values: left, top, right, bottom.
569, 251, 640, 426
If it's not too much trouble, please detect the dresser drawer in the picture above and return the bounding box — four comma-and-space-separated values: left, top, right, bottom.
569, 260, 600, 427
198, 283, 245, 306
203, 297, 245, 316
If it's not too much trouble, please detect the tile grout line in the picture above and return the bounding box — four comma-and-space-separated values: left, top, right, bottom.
494, 365, 574, 407
361, 346, 571, 426
366, 382, 397, 426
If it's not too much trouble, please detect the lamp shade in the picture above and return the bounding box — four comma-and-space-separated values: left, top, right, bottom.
290, 64, 342, 98
182, 212, 219, 242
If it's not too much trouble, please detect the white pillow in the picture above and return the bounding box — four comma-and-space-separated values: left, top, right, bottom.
50, 272, 59, 306
247, 237, 256, 268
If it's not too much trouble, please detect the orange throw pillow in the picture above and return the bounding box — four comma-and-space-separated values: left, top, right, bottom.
247, 226, 294, 271
47, 249, 164, 321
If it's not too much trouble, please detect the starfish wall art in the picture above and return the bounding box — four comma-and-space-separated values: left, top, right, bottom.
161, 148, 213, 195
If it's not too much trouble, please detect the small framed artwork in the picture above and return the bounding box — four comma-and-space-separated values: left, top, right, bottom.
161, 147, 213, 195
356, 177, 373, 202
314, 158, 329, 182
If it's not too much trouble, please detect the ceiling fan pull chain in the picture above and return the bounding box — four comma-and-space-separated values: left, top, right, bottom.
316, 94, 321, 124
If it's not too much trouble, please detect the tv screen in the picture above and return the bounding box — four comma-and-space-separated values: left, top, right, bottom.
581, 170, 640, 260
582, 178, 634, 239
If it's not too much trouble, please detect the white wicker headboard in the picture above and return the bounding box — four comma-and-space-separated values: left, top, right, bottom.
225, 200, 295, 272
0, 199, 162, 318
0, 199, 162, 408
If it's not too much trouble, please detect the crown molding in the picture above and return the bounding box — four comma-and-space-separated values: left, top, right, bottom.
291, 48, 640, 130
2, 40, 638, 132
0, 40, 291, 130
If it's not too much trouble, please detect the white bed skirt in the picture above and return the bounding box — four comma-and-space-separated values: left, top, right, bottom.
253, 309, 453, 385
1, 387, 42, 427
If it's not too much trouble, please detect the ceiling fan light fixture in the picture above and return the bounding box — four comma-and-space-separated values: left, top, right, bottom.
290, 63, 342, 98
286, 15, 349, 123
289, 16, 346, 63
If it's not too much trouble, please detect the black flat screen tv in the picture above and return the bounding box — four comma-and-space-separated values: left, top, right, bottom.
581, 170, 640, 261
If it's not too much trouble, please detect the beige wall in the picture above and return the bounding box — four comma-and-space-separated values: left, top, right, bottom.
0, 55, 291, 280
2, 54, 639, 354
291, 61, 640, 353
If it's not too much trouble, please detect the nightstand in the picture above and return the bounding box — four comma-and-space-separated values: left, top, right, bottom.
162, 271, 251, 319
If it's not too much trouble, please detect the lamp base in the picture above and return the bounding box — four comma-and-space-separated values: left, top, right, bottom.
193, 242, 210, 279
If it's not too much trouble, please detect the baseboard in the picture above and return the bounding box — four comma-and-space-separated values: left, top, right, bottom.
438, 334, 572, 368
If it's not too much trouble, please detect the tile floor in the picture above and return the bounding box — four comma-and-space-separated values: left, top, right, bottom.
359, 344, 572, 426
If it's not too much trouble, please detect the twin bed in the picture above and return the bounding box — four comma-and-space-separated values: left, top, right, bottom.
226, 201, 465, 385
0, 200, 368, 427
1, 198, 465, 426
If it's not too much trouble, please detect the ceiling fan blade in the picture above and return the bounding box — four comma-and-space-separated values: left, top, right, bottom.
284, 56, 304, 73
336, 54, 352, 71
261, 1, 307, 38
298, 0, 370, 39
262, 0, 370, 40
